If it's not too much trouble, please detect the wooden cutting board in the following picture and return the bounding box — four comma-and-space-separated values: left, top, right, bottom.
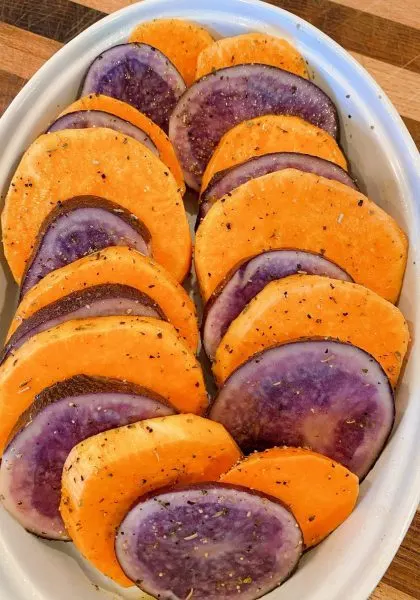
0, 0, 418, 598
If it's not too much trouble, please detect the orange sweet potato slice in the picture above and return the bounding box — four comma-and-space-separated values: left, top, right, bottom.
221, 447, 359, 547
60, 413, 241, 586
129, 19, 214, 86
7, 246, 199, 352
59, 94, 185, 193
213, 275, 409, 387
1, 128, 191, 284
196, 32, 308, 81
0, 316, 208, 456
195, 169, 407, 303
201, 115, 348, 192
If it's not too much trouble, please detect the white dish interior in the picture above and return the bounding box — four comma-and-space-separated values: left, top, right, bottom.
0, 1, 419, 599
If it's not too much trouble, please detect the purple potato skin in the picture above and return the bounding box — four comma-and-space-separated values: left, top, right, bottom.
0, 376, 175, 540
203, 251, 352, 360
116, 483, 303, 600
169, 64, 339, 190
2, 283, 166, 363
81, 44, 186, 132
21, 196, 151, 297
209, 340, 394, 480
47, 110, 159, 155
197, 153, 357, 225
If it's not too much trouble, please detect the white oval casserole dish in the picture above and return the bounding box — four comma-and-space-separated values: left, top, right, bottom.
0, 1, 418, 599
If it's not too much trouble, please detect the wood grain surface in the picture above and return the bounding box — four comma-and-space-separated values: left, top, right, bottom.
0, 1, 418, 599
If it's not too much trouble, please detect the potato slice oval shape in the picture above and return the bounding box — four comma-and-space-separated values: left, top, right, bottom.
116, 483, 303, 598
1, 128, 191, 284
81, 43, 186, 132
60, 414, 241, 586
0, 316, 208, 455
212, 339, 395, 478
195, 169, 407, 303
213, 275, 409, 387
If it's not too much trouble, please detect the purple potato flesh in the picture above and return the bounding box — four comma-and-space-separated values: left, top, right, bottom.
81, 44, 186, 132
197, 153, 357, 224
48, 110, 159, 155
209, 340, 394, 479
203, 251, 352, 360
0, 375, 175, 540
169, 64, 339, 190
2, 283, 166, 363
21, 196, 151, 297
115, 483, 303, 599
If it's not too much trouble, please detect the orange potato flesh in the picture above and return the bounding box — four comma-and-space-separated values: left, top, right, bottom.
196, 32, 308, 80
130, 18, 214, 86
59, 94, 185, 193
201, 115, 347, 192
213, 275, 409, 387
195, 169, 407, 303
221, 447, 359, 547
7, 246, 199, 352
1, 128, 191, 284
60, 414, 241, 586
0, 317, 208, 455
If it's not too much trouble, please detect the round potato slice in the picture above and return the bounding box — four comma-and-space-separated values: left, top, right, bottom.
212, 339, 395, 478
195, 169, 407, 303
1, 128, 191, 284
116, 483, 303, 598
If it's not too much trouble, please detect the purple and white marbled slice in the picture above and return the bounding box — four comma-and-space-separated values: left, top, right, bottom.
81, 43, 186, 132
209, 340, 394, 479
116, 483, 303, 599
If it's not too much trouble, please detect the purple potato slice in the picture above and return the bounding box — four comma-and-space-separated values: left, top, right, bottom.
0, 375, 175, 540
48, 110, 159, 155
203, 250, 352, 360
81, 44, 186, 132
115, 483, 303, 599
169, 64, 339, 190
209, 340, 394, 479
197, 152, 357, 225
21, 196, 151, 297
1, 283, 166, 363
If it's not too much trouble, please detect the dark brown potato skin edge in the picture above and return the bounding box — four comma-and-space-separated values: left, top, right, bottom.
1, 283, 167, 365
20, 195, 152, 291
5, 374, 176, 449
